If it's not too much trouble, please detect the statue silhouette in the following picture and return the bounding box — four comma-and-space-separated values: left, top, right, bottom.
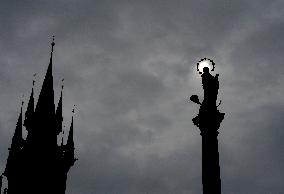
201, 67, 219, 107
191, 64, 225, 194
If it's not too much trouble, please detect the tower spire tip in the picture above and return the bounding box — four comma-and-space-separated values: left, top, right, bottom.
33, 73, 37, 87
61, 78, 64, 90
21, 94, 24, 107
52, 36, 55, 47
51, 35, 55, 54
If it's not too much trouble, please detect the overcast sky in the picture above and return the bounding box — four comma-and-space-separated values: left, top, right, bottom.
0, 0, 284, 193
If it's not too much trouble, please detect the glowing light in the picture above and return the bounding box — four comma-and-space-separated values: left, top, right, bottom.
197, 58, 215, 74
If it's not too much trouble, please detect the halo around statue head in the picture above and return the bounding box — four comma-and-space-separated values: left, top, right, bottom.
197, 58, 215, 74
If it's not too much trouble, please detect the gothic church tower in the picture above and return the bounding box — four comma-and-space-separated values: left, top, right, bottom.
2, 38, 76, 194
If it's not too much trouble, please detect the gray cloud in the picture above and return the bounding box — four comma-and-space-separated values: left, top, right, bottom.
0, 0, 284, 193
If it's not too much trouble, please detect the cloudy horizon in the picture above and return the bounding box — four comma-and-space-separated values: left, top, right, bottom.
0, 0, 284, 193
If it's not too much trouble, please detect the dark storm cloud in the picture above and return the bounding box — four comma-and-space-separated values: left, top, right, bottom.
0, 0, 284, 193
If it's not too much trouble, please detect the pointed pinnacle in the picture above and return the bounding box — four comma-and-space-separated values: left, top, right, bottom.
33, 73, 37, 86
61, 78, 64, 90
51, 36, 55, 52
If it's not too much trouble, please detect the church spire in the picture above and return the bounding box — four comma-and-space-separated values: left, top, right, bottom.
56, 80, 64, 135
3, 102, 24, 177
11, 101, 24, 150
48, 36, 55, 76
65, 107, 76, 167
24, 78, 35, 130
66, 108, 74, 148
35, 36, 55, 117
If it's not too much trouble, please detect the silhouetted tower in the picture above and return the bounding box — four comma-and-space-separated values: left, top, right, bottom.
190, 59, 225, 194
3, 38, 76, 194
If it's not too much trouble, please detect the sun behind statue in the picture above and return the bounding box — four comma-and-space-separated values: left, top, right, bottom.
197, 58, 215, 74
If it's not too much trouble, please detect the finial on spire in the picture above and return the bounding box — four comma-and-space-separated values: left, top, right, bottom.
49, 35, 55, 62
61, 78, 64, 90
72, 105, 77, 116
51, 35, 55, 53
33, 73, 37, 87
21, 95, 24, 107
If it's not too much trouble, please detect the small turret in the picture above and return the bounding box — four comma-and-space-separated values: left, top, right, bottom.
24, 79, 35, 131
56, 83, 64, 135
11, 102, 24, 150
4, 102, 24, 177
67, 113, 74, 149
64, 108, 77, 168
